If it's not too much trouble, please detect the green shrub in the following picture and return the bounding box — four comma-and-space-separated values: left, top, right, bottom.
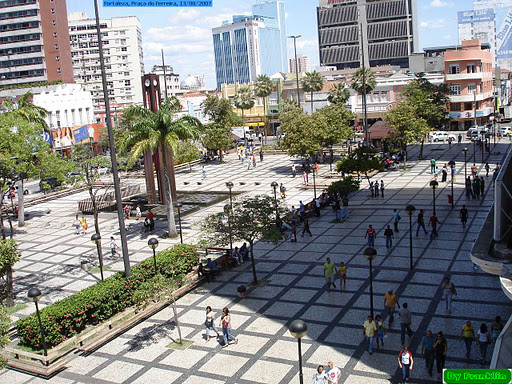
326, 176, 360, 196
16, 243, 199, 350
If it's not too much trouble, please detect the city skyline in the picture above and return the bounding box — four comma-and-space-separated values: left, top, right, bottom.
66, 0, 512, 88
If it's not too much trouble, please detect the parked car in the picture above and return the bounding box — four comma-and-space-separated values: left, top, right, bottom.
466, 126, 486, 138
430, 131, 456, 142
500, 126, 511, 137
39, 177, 60, 191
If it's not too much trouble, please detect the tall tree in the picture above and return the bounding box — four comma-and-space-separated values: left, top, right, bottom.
202, 195, 286, 285
385, 101, 430, 169
302, 71, 325, 113
314, 104, 355, 149
327, 82, 351, 105
0, 304, 9, 367
254, 75, 274, 143
0, 239, 21, 307
122, 97, 203, 237
233, 86, 255, 132
350, 67, 377, 95
336, 146, 383, 184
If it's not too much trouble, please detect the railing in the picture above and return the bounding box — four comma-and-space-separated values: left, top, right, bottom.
78, 184, 141, 213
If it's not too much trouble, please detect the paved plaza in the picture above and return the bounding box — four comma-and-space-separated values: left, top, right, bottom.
1, 140, 511, 384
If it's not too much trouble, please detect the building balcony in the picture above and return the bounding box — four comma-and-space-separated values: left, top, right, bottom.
448, 93, 493, 103
445, 72, 490, 81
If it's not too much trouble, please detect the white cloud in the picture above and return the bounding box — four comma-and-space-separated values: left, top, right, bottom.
419, 19, 449, 29
146, 25, 211, 43
426, 0, 454, 8
168, 9, 201, 23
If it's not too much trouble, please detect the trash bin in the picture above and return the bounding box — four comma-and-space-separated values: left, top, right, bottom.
81, 260, 88, 271
448, 194, 453, 204
237, 285, 247, 298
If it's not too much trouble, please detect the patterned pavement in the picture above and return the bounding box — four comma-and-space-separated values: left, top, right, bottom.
1, 139, 511, 384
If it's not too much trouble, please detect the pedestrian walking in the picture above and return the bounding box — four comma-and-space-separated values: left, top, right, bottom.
280, 183, 286, 199
369, 181, 374, 198
393, 209, 401, 232
493, 167, 499, 183
471, 163, 477, 177
458, 134, 462, 144
466, 176, 474, 199
341, 196, 349, 221
441, 165, 447, 182
290, 226, 297, 242
416, 209, 428, 236
420, 330, 435, 377
135, 205, 142, 221
375, 315, 386, 349
325, 361, 341, 384
491, 316, 504, 342
433, 166, 439, 181
109, 236, 119, 258
363, 315, 377, 355
384, 225, 394, 252
303, 170, 308, 185
398, 346, 414, 384
430, 158, 436, 174
441, 277, 456, 314
476, 323, 491, 364
302, 218, 312, 237
460, 320, 475, 361
428, 214, 441, 239
485, 162, 490, 177
204, 306, 220, 342
219, 307, 238, 348
259, 150, 263, 162
310, 365, 327, 384
380, 180, 385, 197
337, 261, 347, 291
434, 331, 447, 380
323, 257, 337, 292
384, 289, 400, 324
80, 216, 88, 234
292, 164, 297, 177
123, 204, 131, 220
365, 225, 376, 247
459, 205, 469, 229
333, 199, 341, 222
252, 155, 256, 167
202, 166, 206, 179
374, 181, 379, 198
473, 177, 481, 199
480, 176, 485, 198
399, 302, 413, 346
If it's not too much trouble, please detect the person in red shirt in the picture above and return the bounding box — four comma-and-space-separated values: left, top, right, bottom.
428, 214, 441, 239
146, 209, 155, 231
365, 225, 376, 247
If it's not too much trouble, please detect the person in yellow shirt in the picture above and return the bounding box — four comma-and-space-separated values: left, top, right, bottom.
338, 262, 347, 292
363, 316, 377, 355
384, 289, 400, 324
460, 320, 475, 361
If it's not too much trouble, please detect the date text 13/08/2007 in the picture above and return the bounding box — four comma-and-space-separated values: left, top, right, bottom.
103, 1, 213, 6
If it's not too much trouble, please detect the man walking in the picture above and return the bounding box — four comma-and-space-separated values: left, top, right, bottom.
365, 225, 376, 247
465, 176, 474, 199
341, 195, 349, 221
428, 213, 441, 239
384, 225, 394, 252
434, 331, 448, 380
430, 158, 436, 174
460, 320, 475, 362
323, 257, 337, 292
301, 218, 312, 238
393, 209, 400, 232
363, 315, 377, 355
380, 180, 385, 197
325, 361, 341, 384
480, 176, 485, 198
384, 289, 400, 324
399, 302, 413, 346
420, 330, 435, 377
459, 205, 469, 229
416, 209, 428, 236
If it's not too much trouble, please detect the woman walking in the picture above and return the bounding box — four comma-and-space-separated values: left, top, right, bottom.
219, 307, 238, 348
476, 323, 491, 364
441, 277, 456, 314
204, 306, 220, 342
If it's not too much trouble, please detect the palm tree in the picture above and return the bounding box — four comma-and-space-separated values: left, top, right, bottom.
327, 82, 351, 105
123, 97, 203, 237
254, 75, 273, 144
233, 86, 255, 134
1, 92, 48, 132
302, 71, 325, 113
350, 67, 376, 96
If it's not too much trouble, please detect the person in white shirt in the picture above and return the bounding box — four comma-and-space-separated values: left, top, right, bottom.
110, 236, 119, 258
325, 361, 341, 383
398, 345, 414, 384
310, 365, 328, 384
135, 205, 142, 221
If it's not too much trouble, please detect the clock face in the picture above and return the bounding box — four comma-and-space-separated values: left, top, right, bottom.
153, 79, 158, 87
144, 79, 150, 87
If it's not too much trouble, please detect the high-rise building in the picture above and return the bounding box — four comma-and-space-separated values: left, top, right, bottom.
67, 12, 144, 114
212, 0, 287, 89
150, 64, 180, 99
317, 0, 418, 70
458, 0, 512, 70
0, 0, 74, 88
289, 54, 311, 73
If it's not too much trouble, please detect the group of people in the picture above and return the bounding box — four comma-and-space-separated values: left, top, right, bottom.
460, 316, 504, 365
72, 214, 88, 235
323, 258, 347, 292
204, 306, 238, 348
368, 180, 385, 198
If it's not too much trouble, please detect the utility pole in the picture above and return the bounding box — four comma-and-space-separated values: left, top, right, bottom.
161, 49, 168, 100
360, 23, 369, 146
288, 35, 302, 107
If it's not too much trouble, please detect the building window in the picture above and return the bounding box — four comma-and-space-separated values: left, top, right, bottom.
467, 64, 476, 73
449, 84, 460, 95
52, 20, 56, 26
51, 8, 55, 14
464, 102, 473, 111
448, 65, 460, 74
121, 47, 127, 52
53, 32, 57, 38
124, 80, 130, 86
450, 102, 461, 111
56, 56, 59, 61
124, 72, 129, 76
467, 83, 476, 94
57, 68, 61, 74
54, 44, 58, 50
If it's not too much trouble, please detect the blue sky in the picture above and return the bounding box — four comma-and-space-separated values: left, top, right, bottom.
66, 0, 511, 87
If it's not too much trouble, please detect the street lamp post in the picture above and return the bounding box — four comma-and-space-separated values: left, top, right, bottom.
27, 288, 48, 363
226, 181, 234, 207
271, 181, 278, 218
430, 180, 438, 216
148, 238, 159, 273
224, 204, 233, 253
405, 205, 416, 271
288, 35, 302, 107
175, 202, 183, 244
289, 320, 308, 384
90, 233, 104, 281
363, 247, 377, 318
463, 147, 468, 181
448, 160, 455, 209
312, 168, 317, 200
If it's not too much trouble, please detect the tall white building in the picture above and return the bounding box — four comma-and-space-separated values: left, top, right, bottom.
458, 0, 512, 70
289, 54, 311, 73
67, 12, 144, 115
150, 64, 180, 99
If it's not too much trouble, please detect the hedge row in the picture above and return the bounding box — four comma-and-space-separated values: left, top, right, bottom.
16, 244, 199, 350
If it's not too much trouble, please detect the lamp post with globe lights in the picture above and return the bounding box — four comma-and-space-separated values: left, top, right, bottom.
175, 202, 183, 244
448, 160, 455, 209
363, 247, 377, 318
148, 238, 159, 273
271, 181, 279, 218
90, 233, 104, 280
224, 204, 233, 253
462, 147, 468, 180
226, 181, 234, 207
27, 288, 48, 362
430, 180, 438, 215
405, 205, 416, 270
289, 319, 308, 384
